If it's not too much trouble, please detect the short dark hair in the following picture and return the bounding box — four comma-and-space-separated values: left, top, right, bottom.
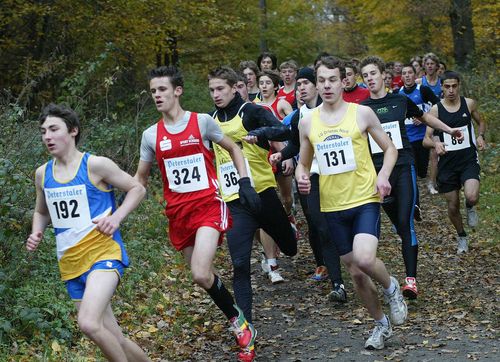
39, 103, 81, 145
315, 56, 346, 80
402, 63, 416, 73
258, 69, 281, 92
236, 72, 248, 85
344, 60, 359, 74
440, 70, 461, 83
314, 51, 331, 67
257, 52, 278, 70
360, 56, 386, 74
208, 66, 239, 87
439, 61, 447, 70
148, 66, 184, 88
239, 60, 259, 75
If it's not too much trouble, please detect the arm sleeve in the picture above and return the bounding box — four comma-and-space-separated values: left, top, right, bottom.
198, 113, 224, 143
406, 97, 424, 118
421, 86, 440, 105
244, 105, 291, 141
139, 126, 156, 162
280, 112, 300, 160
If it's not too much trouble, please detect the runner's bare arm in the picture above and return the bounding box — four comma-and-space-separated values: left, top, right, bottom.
134, 160, 153, 188
26, 166, 51, 251
295, 116, 313, 195
423, 126, 446, 155
416, 112, 463, 140
467, 98, 486, 150
90, 156, 146, 235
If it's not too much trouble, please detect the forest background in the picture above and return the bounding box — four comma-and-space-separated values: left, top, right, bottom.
0, 0, 498, 360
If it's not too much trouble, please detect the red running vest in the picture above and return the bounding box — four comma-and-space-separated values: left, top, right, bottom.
155, 112, 219, 208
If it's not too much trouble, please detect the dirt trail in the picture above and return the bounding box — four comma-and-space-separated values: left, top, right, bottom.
202, 181, 499, 361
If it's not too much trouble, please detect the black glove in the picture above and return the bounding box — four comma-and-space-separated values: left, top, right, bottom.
238, 177, 261, 214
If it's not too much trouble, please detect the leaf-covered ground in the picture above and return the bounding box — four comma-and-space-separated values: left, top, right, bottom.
129, 177, 498, 362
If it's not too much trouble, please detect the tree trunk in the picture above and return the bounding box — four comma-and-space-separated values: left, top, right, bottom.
449, 0, 475, 69
259, 0, 268, 52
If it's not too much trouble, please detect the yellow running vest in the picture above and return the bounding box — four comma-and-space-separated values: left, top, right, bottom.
309, 103, 380, 212
213, 104, 276, 202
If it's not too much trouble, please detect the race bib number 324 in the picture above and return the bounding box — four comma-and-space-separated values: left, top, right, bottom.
44, 185, 92, 229
164, 153, 209, 193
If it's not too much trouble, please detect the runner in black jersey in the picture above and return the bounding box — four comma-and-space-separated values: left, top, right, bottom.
424, 71, 486, 254
360, 56, 463, 299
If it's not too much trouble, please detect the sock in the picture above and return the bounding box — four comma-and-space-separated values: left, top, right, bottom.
376, 315, 389, 327
457, 230, 467, 237
383, 279, 396, 295
205, 275, 238, 320
267, 258, 277, 267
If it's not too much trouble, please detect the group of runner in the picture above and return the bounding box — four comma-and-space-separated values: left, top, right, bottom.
26, 50, 486, 361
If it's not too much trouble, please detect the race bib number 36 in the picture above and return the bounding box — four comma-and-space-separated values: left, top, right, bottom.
369, 121, 403, 154
44, 185, 92, 229
444, 126, 470, 151
314, 137, 357, 175
219, 158, 254, 196
164, 153, 209, 193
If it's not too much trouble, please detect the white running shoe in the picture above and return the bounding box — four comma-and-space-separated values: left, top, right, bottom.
384, 276, 408, 326
457, 236, 469, 254
268, 268, 284, 284
365, 320, 393, 350
427, 182, 438, 195
465, 204, 479, 228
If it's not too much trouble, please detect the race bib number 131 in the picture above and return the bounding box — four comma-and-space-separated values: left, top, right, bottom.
314, 137, 357, 175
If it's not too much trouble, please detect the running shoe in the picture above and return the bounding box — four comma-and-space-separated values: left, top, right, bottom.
402, 277, 418, 300
230, 305, 252, 348
414, 205, 422, 222
364, 319, 392, 350
328, 283, 347, 303
384, 276, 408, 325
427, 181, 438, 195
465, 203, 479, 228
310, 266, 328, 281
288, 213, 300, 240
268, 265, 284, 284
457, 236, 469, 254
237, 324, 256, 361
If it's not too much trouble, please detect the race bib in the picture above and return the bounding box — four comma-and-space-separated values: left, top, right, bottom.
369, 121, 404, 154
314, 137, 357, 175
219, 158, 254, 196
164, 153, 209, 193
444, 126, 470, 151
44, 185, 92, 229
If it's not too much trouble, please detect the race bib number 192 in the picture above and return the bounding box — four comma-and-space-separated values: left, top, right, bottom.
44, 185, 92, 229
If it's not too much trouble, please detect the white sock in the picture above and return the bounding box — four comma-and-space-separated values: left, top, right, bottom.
267, 258, 277, 267
383, 279, 396, 295
376, 315, 389, 327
